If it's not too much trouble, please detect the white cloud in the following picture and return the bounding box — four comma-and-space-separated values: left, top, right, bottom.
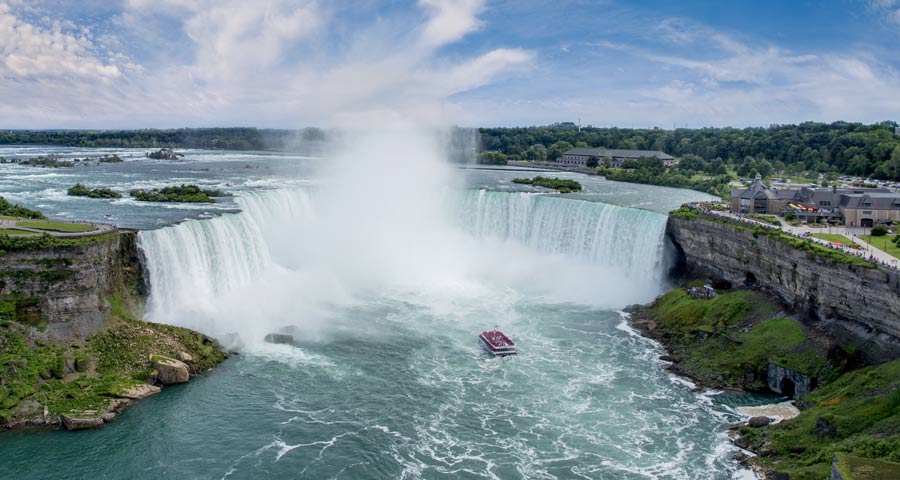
584, 33, 900, 127
869, 0, 900, 25
0, 2, 122, 80
0, 0, 533, 128
418, 0, 485, 48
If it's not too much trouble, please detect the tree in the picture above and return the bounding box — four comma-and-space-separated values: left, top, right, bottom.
737, 156, 757, 177
871, 224, 888, 237
586, 156, 599, 168
755, 158, 774, 179
547, 141, 574, 161
709, 157, 728, 175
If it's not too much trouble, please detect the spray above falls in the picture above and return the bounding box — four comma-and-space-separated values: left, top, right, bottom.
139, 128, 672, 346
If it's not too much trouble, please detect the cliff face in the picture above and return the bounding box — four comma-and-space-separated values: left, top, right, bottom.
0, 232, 142, 343
666, 216, 900, 361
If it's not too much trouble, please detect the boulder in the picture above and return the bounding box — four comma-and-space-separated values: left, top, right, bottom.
108, 399, 132, 413
814, 417, 837, 438
119, 383, 161, 400
101, 412, 117, 423
733, 435, 749, 449
150, 355, 190, 384
60, 414, 104, 431
74, 356, 91, 372
177, 351, 193, 363
659, 355, 678, 362
748, 416, 772, 428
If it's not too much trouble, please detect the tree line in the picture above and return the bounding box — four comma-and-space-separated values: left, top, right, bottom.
478, 121, 900, 180
0, 128, 328, 152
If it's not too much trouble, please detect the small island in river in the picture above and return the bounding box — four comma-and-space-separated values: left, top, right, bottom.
130, 184, 224, 203
511, 176, 582, 193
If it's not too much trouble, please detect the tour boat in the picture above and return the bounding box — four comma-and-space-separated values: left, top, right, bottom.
479, 330, 517, 357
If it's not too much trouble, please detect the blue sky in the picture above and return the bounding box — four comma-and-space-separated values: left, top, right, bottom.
0, 0, 898, 128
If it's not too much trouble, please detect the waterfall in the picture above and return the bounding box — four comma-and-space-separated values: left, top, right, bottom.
459, 189, 668, 276
139, 188, 671, 342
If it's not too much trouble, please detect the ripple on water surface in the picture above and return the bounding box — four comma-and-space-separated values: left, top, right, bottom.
0, 302, 756, 480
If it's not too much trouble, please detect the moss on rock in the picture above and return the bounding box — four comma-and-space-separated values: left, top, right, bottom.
749, 361, 900, 479
630, 287, 838, 390
0, 293, 227, 428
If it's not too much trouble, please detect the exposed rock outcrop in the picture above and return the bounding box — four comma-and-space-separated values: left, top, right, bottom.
61, 414, 104, 431
748, 416, 771, 428
151, 355, 190, 384
667, 215, 900, 362
0, 231, 142, 343
119, 383, 161, 400
767, 363, 815, 400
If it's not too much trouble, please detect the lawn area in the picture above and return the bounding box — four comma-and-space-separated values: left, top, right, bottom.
812, 233, 855, 245
0, 229, 37, 236
861, 234, 900, 260
15, 220, 96, 233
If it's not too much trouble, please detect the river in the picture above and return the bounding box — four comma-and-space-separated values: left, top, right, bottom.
0, 144, 769, 479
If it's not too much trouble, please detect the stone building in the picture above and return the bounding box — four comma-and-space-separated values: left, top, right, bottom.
558, 147, 675, 167
730, 175, 900, 226
840, 193, 900, 227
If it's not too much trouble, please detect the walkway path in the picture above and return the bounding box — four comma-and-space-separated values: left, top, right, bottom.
0, 218, 117, 237
685, 204, 899, 271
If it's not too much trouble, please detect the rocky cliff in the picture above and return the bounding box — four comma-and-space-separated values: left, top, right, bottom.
666, 215, 900, 362
0, 231, 142, 343
0, 230, 228, 431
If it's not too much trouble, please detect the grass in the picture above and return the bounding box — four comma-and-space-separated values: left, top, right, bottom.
0, 232, 121, 254
0, 293, 227, 425
751, 359, 900, 479
641, 288, 837, 390
15, 220, 96, 233
860, 234, 900, 260
813, 233, 856, 245
0, 229, 37, 236
673, 210, 876, 268
833, 453, 900, 480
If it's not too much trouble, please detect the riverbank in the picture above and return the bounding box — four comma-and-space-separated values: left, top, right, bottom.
1, 305, 228, 430
506, 160, 729, 198
0, 226, 228, 431
627, 282, 900, 479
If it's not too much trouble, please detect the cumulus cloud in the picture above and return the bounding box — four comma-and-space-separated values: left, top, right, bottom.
419, 0, 485, 47
0, 2, 122, 80
0, 0, 532, 128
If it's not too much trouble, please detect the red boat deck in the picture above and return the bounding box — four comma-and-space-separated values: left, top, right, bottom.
479, 330, 517, 356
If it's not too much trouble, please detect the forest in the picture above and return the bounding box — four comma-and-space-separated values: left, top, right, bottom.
0, 128, 328, 152
478, 121, 900, 181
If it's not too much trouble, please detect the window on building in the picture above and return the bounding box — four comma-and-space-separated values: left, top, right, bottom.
819, 201, 831, 207
863, 210, 873, 215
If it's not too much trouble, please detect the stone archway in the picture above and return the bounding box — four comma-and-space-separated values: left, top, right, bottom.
861, 218, 874, 228
780, 378, 796, 398
744, 271, 757, 287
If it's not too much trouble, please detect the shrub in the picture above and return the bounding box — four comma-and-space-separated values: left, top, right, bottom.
871, 224, 888, 236
68, 184, 122, 199
129, 184, 222, 203
511, 176, 582, 192
0, 196, 44, 219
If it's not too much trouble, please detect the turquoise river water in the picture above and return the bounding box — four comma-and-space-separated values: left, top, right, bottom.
0, 146, 773, 479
